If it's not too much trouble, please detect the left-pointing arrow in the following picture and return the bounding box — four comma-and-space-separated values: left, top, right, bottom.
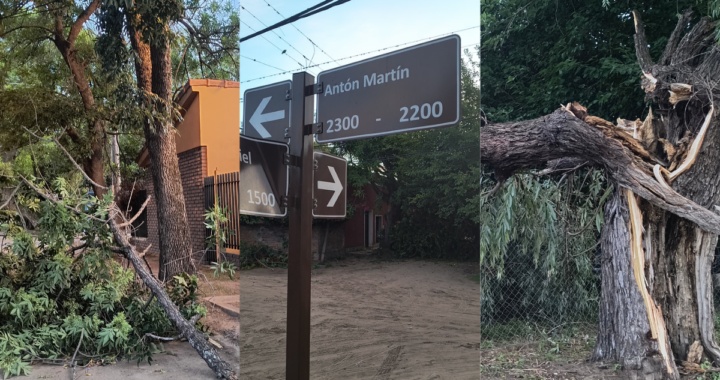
249, 96, 284, 139
317, 166, 343, 207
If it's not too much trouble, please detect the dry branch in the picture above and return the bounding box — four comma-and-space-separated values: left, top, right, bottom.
118, 196, 151, 228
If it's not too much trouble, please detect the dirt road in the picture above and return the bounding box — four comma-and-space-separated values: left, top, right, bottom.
240, 255, 480, 379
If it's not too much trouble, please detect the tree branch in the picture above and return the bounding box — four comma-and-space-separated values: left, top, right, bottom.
0, 183, 22, 210
480, 108, 720, 234
68, 0, 101, 44
632, 10, 654, 71
22, 126, 108, 191
659, 9, 694, 66
107, 213, 237, 379
18, 175, 106, 223
117, 196, 151, 228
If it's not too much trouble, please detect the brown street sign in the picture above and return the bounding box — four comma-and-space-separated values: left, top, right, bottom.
313, 152, 347, 219
316, 35, 461, 143
240, 135, 288, 217
242, 80, 291, 143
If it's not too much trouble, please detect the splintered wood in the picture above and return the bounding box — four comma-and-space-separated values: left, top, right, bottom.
626, 189, 673, 374
669, 83, 693, 105
668, 104, 714, 181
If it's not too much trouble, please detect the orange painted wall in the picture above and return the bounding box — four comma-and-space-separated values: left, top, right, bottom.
170, 80, 240, 176
175, 94, 201, 155
195, 84, 239, 175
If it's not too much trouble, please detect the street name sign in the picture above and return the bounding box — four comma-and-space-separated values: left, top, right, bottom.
242, 80, 291, 143
240, 136, 288, 217
313, 152, 347, 219
316, 35, 461, 143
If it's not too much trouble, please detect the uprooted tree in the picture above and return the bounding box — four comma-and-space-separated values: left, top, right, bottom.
482, 9, 720, 379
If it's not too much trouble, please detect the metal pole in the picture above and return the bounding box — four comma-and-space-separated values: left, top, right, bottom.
286, 71, 315, 379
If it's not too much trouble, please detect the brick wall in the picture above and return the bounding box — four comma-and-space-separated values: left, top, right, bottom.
178, 146, 208, 258
132, 146, 208, 263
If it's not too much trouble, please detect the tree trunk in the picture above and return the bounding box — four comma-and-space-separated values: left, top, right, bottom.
145, 34, 196, 281
592, 188, 678, 379
482, 9, 720, 377
51, 3, 107, 198
108, 209, 237, 379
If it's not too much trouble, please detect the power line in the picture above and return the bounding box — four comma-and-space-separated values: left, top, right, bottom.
240, 20, 312, 73
241, 27, 480, 84
240, 55, 286, 71
262, 0, 339, 65
240, 4, 321, 69
239, 0, 352, 43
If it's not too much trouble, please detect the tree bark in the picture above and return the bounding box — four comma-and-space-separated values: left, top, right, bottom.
144, 34, 196, 280
592, 187, 677, 379
50, 4, 107, 198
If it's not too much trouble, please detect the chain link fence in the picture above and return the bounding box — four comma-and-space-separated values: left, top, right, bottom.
480, 244, 602, 351
481, 244, 720, 354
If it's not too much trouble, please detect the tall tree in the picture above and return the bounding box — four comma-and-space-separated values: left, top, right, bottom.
0, 1, 108, 197
95, 0, 238, 280
481, 4, 720, 378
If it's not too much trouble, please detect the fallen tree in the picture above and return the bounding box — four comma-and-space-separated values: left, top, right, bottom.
1, 146, 237, 379
482, 8, 719, 379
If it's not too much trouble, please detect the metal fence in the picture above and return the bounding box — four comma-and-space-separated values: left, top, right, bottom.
480, 245, 720, 353
204, 172, 241, 261
480, 246, 602, 350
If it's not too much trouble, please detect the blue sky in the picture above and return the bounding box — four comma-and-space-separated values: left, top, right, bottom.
239, 0, 480, 121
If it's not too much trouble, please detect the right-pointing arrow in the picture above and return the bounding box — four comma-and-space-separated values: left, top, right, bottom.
249, 96, 285, 139
317, 166, 343, 207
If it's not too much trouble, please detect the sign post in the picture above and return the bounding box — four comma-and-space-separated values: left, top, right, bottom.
243, 80, 292, 143
242, 35, 461, 380
285, 72, 315, 380
316, 35, 461, 143
239, 136, 289, 218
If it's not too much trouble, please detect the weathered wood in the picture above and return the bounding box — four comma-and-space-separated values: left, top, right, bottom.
591, 188, 677, 379
480, 110, 720, 234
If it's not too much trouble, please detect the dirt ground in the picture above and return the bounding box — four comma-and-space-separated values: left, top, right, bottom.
480, 341, 717, 379
239, 254, 480, 379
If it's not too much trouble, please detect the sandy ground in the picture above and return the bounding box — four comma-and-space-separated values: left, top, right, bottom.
240, 255, 480, 379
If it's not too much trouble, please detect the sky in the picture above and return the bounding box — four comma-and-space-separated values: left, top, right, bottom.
239, 0, 480, 123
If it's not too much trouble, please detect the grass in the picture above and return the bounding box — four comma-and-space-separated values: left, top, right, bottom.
469, 273, 480, 283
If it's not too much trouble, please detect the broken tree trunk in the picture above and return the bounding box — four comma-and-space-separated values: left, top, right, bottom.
482, 8, 720, 378
592, 188, 677, 379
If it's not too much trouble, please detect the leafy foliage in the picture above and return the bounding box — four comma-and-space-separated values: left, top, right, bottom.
0, 178, 205, 378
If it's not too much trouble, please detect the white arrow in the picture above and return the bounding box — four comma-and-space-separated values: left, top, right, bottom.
249, 96, 284, 139
317, 166, 343, 207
